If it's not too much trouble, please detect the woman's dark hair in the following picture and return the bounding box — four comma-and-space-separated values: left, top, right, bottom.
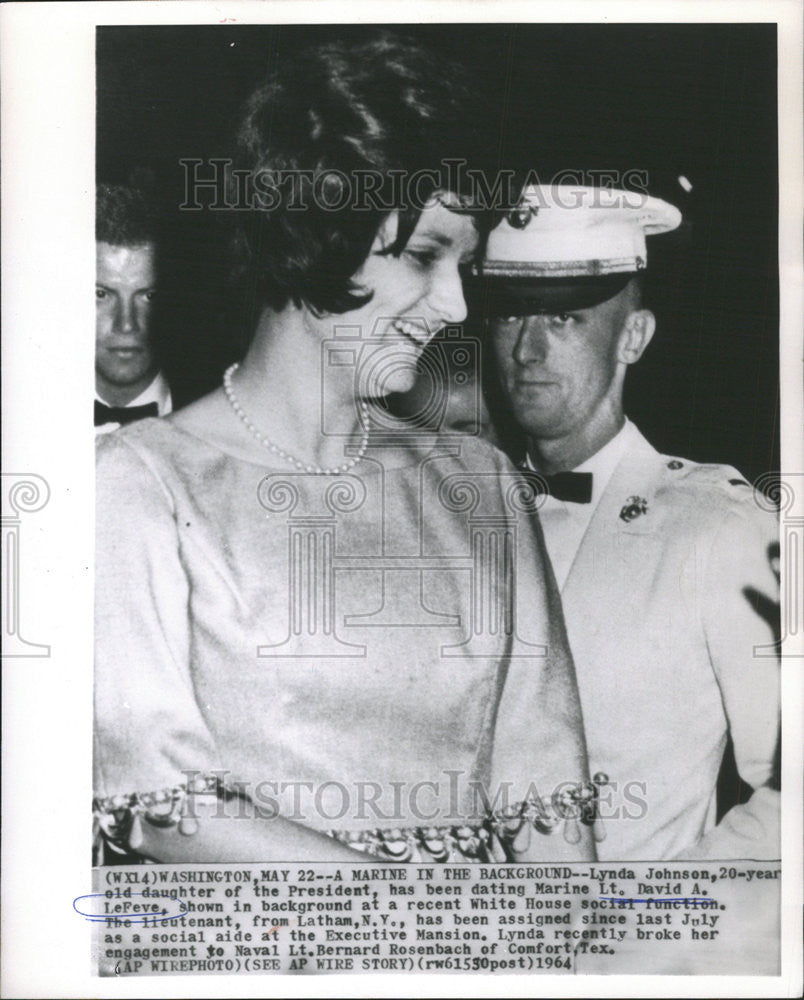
230, 32, 501, 317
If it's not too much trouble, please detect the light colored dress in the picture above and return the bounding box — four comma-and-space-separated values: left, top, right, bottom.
94, 417, 593, 861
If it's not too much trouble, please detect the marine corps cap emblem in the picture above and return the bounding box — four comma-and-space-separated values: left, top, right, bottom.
507, 205, 538, 229
619, 496, 648, 522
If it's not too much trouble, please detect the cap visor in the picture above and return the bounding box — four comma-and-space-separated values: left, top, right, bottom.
476, 274, 634, 316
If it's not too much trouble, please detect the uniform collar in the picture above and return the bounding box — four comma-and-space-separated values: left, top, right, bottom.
572, 418, 636, 508
525, 418, 636, 511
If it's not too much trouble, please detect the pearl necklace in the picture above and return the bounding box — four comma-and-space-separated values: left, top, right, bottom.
222, 363, 370, 475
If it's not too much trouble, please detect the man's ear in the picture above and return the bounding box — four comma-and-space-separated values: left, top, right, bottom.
619, 309, 656, 365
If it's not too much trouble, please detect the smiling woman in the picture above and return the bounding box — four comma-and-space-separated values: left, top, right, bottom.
342, 203, 479, 398
93, 32, 595, 866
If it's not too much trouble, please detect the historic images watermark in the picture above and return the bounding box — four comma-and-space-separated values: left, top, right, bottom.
250, 318, 557, 657
752, 472, 803, 658
1, 473, 51, 658
318, 323, 484, 439
92, 767, 647, 859
172, 769, 647, 825
178, 160, 652, 214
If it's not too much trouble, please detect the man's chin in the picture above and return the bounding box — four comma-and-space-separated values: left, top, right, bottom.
509, 404, 560, 438
96, 368, 159, 407
97, 365, 156, 387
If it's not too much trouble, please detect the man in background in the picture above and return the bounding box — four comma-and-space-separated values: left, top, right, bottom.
95, 183, 171, 432
481, 183, 780, 861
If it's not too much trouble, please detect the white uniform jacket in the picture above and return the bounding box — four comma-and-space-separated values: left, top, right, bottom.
556, 425, 780, 860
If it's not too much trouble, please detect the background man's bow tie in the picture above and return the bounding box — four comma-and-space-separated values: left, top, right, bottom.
94, 400, 159, 427
520, 468, 593, 504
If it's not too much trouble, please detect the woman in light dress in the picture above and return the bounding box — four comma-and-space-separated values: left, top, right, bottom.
94, 33, 595, 864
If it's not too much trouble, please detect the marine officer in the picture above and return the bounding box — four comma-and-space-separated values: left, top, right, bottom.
480, 183, 780, 860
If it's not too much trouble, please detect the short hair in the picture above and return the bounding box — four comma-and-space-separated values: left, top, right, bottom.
230, 32, 501, 317
96, 183, 158, 247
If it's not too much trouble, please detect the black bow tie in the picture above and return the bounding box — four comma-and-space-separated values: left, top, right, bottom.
94, 400, 159, 427
520, 468, 593, 504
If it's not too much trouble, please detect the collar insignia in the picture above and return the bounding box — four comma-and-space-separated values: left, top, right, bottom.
619, 496, 648, 522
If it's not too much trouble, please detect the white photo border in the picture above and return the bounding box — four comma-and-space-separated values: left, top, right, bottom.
1, 1, 801, 997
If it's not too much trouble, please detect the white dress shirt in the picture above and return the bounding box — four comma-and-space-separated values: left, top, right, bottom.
526, 418, 635, 589
95, 372, 172, 434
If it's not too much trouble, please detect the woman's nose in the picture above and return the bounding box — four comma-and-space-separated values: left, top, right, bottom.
430, 264, 468, 327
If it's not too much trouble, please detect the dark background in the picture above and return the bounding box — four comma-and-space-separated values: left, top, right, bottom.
97, 22, 779, 821
97, 22, 779, 483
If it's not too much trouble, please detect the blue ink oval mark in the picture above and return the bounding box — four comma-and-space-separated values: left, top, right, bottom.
73, 892, 188, 923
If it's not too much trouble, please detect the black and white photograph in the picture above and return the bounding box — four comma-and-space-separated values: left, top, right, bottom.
1, 1, 802, 995
93, 20, 781, 858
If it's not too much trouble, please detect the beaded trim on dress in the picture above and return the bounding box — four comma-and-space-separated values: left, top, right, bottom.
93, 772, 608, 863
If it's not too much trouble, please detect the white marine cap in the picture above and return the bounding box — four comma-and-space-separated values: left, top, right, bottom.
482, 184, 682, 280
